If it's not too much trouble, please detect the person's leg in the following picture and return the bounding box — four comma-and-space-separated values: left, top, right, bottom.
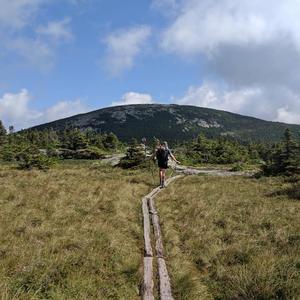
159, 168, 163, 187
161, 169, 166, 187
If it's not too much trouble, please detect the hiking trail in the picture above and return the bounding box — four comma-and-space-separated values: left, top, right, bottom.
141, 175, 182, 300
140, 164, 252, 299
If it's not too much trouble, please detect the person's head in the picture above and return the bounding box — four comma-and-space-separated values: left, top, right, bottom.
163, 141, 168, 149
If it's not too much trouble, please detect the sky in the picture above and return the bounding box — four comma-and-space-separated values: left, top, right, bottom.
1, 0, 300, 130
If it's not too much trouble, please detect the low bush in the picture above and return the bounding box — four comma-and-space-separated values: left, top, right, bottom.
230, 162, 246, 172
119, 142, 146, 169
16, 146, 55, 170
59, 147, 106, 160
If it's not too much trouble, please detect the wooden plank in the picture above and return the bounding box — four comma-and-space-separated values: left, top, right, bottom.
148, 197, 157, 215
141, 175, 180, 300
158, 258, 174, 300
148, 198, 164, 258
142, 257, 154, 300
147, 186, 161, 199
165, 175, 182, 187
142, 197, 153, 257
146, 175, 182, 200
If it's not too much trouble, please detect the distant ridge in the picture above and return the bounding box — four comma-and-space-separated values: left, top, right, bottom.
30, 104, 300, 143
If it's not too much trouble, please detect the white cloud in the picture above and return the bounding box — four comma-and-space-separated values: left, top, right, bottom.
0, 0, 73, 71
178, 82, 262, 114
7, 37, 55, 71
161, 0, 300, 55
0, 0, 43, 29
36, 18, 73, 42
44, 99, 88, 122
0, 89, 89, 129
158, 0, 300, 123
276, 107, 300, 124
0, 89, 42, 129
112, 92, 154, 106
151, 0, 180, 16
104, 25, 151, 76
177, 82, 300, 124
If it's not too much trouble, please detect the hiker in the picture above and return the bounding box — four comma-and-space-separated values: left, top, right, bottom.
155, 141, 180, 188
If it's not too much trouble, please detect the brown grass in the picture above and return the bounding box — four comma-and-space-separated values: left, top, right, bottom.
1, 161, 299, 299
156, 175, 300, 299
0, 162, 158, 299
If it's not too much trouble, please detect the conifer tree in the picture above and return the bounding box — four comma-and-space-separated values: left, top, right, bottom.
0, 120, 7, 148
103, 132, 119, 150
62, 128, 88, 150
282, 129, 298, 174
262, 129, 299, 175
119, 138, 146, 168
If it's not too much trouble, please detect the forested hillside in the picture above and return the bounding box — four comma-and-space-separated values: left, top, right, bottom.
30, 104, 300, 143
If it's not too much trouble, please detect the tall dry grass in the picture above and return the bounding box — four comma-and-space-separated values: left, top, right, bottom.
0, 162, 157, 299
156, 175, 300, 299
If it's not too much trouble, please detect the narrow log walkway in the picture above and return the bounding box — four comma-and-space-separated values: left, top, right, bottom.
141, 175, 182, 300
140, 165, 251, 299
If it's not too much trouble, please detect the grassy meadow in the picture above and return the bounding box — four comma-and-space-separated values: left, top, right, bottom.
0, 161, 299, 299
156, 175, 300, 299
0, 161, 160, 299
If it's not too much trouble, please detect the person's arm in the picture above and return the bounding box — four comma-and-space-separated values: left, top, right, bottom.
152, 148, 158, 161
169, 151, 180, 164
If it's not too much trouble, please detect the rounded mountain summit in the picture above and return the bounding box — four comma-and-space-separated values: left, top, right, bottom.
31, 104, 300, 143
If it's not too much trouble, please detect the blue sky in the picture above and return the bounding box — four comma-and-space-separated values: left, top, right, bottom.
1, 0, 300, 129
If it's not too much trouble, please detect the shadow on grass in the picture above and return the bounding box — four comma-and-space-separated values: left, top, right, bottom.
270, 183, 300, 200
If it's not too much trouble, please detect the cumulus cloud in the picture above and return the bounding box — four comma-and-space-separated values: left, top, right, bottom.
157, 0, 300, 124
36, 18, 73, 42
44, 99, 88, 122
0, 0, 73, 71
161, 0, 300, 55
112, 92, 155, 106
0, 0, 43, 29
104, 25, 151, 76
276, 107, 300, 124
0, 89, 42, 129
0, 89, 89, 130
177, 82, 300, 124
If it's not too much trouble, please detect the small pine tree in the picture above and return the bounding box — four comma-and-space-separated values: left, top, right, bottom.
282, 129, 299, 175
62, 128, 88, 150
8, 125, 14, 134
119, 139, 146, 168
262, 129, 299, 176
16, 144, 55, 170
0, 120, 7, 146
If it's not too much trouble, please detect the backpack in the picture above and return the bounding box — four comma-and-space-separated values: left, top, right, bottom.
156, 148, 169, 163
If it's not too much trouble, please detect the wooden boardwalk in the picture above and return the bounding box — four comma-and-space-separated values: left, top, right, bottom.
140, 165, 250, 299
141, 176, 182, 300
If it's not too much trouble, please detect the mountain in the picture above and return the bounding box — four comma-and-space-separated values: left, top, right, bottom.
30, 104, 300, 143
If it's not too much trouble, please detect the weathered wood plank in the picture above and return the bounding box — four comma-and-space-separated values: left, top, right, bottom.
148, 198, 164, 258
158, 258, 174, 300
147, 186, 161, 199
141, 175, 181, 300
142, 257, 154, 300
142, 197, 153, 257
165, 175, 182, 187
148, 197, 157, 215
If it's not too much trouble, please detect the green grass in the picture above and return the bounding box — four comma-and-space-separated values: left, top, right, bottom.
0, 162, 159, 299
1, 161, 299, 299
156, 175, 300, 299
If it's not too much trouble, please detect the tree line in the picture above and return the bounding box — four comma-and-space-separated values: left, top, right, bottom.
176, 129, 300, 175
0, 120, 120, 169
0, 119, 299, 176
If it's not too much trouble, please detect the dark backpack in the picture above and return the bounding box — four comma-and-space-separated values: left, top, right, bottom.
156, 148, 169, 163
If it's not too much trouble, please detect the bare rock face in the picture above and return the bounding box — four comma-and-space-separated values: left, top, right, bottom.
30, 104, 300, 143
